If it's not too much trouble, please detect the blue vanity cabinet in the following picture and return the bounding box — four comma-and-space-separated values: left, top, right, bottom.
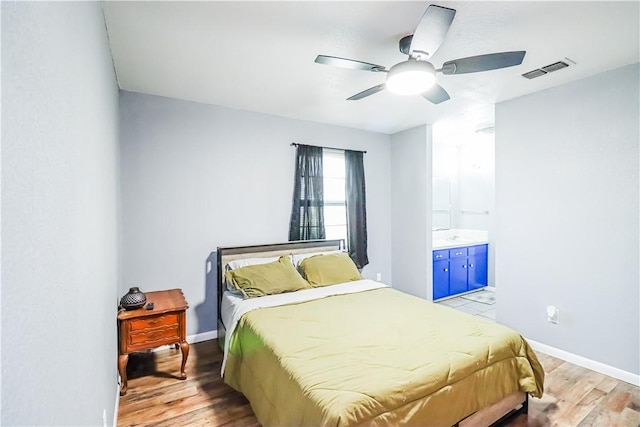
432, 250, 450, 300
468, 244, 488, 290
449, 257, 469, 295
448, 247, 468, 295
432, 243, 488, 300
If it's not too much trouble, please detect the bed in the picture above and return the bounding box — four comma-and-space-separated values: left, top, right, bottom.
216, 240, 544, 426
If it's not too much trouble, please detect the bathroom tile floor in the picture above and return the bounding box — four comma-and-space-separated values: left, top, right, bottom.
435, 288, 496, 321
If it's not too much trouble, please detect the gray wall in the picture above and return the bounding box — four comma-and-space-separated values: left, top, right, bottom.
495, 63, 640, 375
2, 2, 120, 426
119, 91, 392, 335
390, 125, 433, 299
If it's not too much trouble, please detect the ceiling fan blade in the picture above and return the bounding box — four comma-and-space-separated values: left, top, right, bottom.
422, 84, 450, 104
440, 51, 526, 75
315, 55, 386, 72
347, 83, 386, 101
409, 5, 456, 60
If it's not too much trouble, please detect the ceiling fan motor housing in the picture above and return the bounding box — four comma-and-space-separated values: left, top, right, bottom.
399, 35, 413, 55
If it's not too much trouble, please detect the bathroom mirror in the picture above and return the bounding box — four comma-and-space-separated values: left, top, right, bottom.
433, 176, 451, 230
432, 130, 494, 231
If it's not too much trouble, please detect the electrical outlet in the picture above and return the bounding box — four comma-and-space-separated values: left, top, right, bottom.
376, 272, 382, 281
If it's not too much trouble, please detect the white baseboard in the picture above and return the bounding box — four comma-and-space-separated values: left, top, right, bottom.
527, 339, 640, 387
112, 373, 120, 427
187, 330, 217, 344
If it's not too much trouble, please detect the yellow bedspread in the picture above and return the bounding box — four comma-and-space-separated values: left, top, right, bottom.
224, 287, 544, 426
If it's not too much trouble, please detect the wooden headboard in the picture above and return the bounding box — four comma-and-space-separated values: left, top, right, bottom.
216, 239, 344, 345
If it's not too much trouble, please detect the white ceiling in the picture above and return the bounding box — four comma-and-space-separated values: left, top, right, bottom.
103, 1, 639, 136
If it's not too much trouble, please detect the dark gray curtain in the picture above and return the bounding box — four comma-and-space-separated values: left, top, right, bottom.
289, 145, 325, 241
345, 150, 368, 268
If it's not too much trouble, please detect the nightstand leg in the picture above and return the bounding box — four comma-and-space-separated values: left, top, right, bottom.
179, 341, 189, 379
118, 354, 129, 396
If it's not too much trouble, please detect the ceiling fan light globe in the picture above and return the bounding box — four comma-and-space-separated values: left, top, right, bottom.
386, 60, 436, 96
387, 71, 436, 95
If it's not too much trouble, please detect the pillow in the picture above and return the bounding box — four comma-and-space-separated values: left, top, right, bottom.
291, 250, 344, 268
300, 252, 362, 287
226, 255, 284, 271
224, 255, 287, 291
225, 255, 311, 298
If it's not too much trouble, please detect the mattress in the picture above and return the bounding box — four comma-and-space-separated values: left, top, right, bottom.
222, 280, 544, 426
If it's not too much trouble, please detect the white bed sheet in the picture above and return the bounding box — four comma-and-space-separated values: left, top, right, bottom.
219, 279, 387, 375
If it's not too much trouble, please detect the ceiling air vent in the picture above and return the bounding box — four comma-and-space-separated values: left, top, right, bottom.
541, 61, 569, 73
522, 60, 571, 79
522, 69, 547, 79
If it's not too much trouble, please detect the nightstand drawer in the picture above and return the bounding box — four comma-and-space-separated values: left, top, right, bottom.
129, 314, 179, 332
128, 326, 180, 348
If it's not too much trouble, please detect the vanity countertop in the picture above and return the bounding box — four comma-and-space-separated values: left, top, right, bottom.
433, 239, 489, 250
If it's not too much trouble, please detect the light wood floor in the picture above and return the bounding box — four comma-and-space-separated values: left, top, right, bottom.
117, 340, 639, 427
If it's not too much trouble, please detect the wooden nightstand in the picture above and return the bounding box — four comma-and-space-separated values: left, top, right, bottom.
117, 288, 189, 396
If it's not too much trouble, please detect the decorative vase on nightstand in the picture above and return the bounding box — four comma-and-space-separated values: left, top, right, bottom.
120, 287, 147, 310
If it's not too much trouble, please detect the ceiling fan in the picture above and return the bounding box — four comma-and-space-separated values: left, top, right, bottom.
314, 4, 526, 104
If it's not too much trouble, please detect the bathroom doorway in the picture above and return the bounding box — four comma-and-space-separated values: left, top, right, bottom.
432, 111, 496, 308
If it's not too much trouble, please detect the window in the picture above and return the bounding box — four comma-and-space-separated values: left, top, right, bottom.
288, 144, 368, 267
322, 149, 347, 242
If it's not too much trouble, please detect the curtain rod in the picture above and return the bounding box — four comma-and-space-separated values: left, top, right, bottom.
290, 142, 367, 154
